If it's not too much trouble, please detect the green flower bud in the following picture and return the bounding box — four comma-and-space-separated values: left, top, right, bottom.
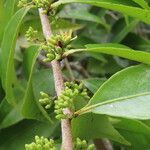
63, 101, 69, 107
54, 81, 90, 120
45, 104, 51, 109
46, 53, 56, 60
48, 37, 57, 45
56, 114, 66, 120
87, 144, 95, 150
82, 140, 87, 148
43, 58, 50, 62
18, 0, 28, 7
55, 54, 61, 60
54, 109, 62, 114
25, 136, 56, 150
40, 91, 49, 98
64, 36, 71, 45
25, 26, 38, 42
55, 46, 63, 54
40, 45, 49, 51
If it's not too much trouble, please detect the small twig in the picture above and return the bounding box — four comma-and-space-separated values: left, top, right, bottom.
70, 62, 90, 78
94, 139, 113, 150
64, 58, 75, 81
38, 8, 73, 150
106, 10, 119, 20
38, 54, 51, 68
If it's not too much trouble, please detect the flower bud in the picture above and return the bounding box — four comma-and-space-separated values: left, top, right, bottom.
87, 144, 95, 150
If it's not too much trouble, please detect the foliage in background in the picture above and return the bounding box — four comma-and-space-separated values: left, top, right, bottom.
1, 0, 150, 149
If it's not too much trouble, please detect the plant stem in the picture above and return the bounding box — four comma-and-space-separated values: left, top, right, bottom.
38, 8, 73, 150
64, 58, 75, 81
63, 49, 85, 57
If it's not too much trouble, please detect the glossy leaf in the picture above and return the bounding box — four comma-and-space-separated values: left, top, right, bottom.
77, 65, 150, 119
0, 7, 30, 105
53, 0, 150, 24
58, 9, 109, 30
32, 69, 55, 100
0, 82, 26, 129
85, 43, 150, 65
72, 113, 130, 145
132, 0, 150, 9
0, 0, 16, 43
110, 117, 150, 135
0, 87, 24, 129
22, 46, 52, 122
118, 130, 150, 150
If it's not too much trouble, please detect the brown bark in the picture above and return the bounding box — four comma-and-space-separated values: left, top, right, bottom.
38, 8, 73, 150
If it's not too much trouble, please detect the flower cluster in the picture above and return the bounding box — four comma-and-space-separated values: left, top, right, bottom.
74, 138, 94, 150
32, 0, 51, 14
18, 0, 29, 7
54, 82, 90, 120
39, 91, 53, 110
41, 32, 76, 62
25, 136, 56, 150
18, 0, 52, 14
25, 26, 38, 42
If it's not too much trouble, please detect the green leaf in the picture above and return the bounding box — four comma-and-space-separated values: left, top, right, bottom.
110, 118, 150, 135
0, 0, 16, 43
53, 0, 150, 24
72, 113, 130, 145
85, 43, 150, 65
0, 85, 26, 129
21, 17, 83, 35
118, 130, 150, 150
0, 93, 23, 129
22, 46, 52, 123
58, 9, 109, 30
132, 0, 150, 9
123, 33, 150, 51
0, 120, 58, 150
111, 118, 150, 149
78, 65, 150, 120
0, 7, 30, 105
82, 78, 106, 93
32, 69, 55, 100
111, 18, 138, 43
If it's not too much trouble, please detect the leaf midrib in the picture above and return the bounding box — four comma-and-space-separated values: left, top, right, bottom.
75, 91, 150, 115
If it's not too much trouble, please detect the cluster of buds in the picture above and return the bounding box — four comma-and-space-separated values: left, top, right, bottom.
18, 0, 52, 14
41, 31, 76, 62
74, 138, 94, 150
32, 0, 51, 14
54, 82, 90, 120
18, 0, 29, 7
65, 82, 90, 100
39, 91, 53, 110
25, 136, 56, 150
25, 27, 38, 42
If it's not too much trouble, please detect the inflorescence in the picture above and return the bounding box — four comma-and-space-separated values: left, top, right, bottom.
25, 26, 76, 62
25, 136, 56, 150
18, 0, 53, 14
74, 138, 94, 150
41, 32, 76, 62
25, 26, 38, 42
39, 91, 54, 110
54, 81, 90, 120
